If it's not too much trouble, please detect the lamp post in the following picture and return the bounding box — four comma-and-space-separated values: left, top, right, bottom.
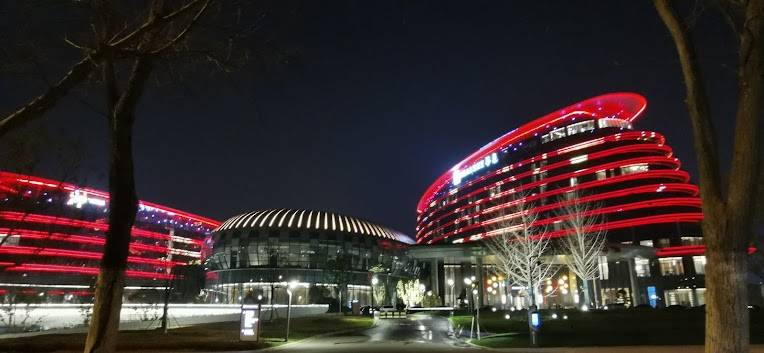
447, 278, 455, 307
285, 280, 298, 342
371, 276, 379, 308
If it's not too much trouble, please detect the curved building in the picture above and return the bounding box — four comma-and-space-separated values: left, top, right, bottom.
0, 171, 220, 302
415, 93, 707, 308
206, 209, 418, 306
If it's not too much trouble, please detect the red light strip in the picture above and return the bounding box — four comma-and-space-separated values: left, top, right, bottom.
655, 245, 757, 257
419, 182, 700, 243
418, 169, 691, 237
417, 93, 648, 212
0, 228, 190, 256
0, 212, 203, 245
417, 155, 691, 241
417, 142, 684, 236
444, 213, 703, 245
0, 245, 184, 267
0, 171, 221, 228
424, 132, 670, 212
3, 263, 174, 280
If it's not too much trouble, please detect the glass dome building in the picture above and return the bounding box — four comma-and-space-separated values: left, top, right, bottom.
205, 209, 419, 307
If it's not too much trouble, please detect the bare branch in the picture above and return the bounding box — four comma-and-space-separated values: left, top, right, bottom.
0, 56, 93, 138
150, 0, 211, 54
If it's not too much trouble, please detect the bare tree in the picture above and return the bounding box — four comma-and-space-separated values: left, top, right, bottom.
557, 190, 606, 308
483, 194, 557, 310
654, 1, 764, 352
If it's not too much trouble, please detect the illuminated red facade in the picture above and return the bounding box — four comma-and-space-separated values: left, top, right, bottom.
0, 171, 220, 300
416, 93, 704, 255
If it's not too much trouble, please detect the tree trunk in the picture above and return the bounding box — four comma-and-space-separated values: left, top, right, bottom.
83, 117, 138, 353
705, 241, 749, 353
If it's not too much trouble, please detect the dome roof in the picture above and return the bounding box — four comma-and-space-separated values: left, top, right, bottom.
215, 209, 414, 244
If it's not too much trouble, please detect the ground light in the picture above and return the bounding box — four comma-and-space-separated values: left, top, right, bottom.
504, 314, 511, 320
551, 313, 558, 319
581, 304, 589, 312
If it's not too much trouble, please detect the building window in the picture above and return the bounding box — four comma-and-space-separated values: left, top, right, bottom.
659, 257, 684, 276
693, 256, 706, 274
598, 256, 609, 280
595, 170, 607, 180
634, 257, 650, 277
566, 120, 596, 135
681, 237, 703, 246
620, 163, 648, 175
639, 240, 654, 247
551, 127, 566, 140
597, 118, 632, 130
656, 238, 670, 248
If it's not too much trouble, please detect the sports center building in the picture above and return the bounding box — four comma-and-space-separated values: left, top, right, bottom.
411, 93, 713, 309
206, 209, 419, 306
0, 172, 220, 302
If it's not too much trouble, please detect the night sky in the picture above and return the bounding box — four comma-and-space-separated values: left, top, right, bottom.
0, 1, 739, 234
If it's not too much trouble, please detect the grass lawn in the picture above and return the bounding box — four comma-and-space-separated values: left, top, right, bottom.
0, 315, 373, 352
451, 307, 764, 348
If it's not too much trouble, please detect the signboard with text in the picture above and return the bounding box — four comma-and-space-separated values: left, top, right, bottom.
240, 305, 261, 342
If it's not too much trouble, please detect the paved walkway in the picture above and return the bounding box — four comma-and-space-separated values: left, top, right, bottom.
202, 314, 764, 353
266, 313, 473, 352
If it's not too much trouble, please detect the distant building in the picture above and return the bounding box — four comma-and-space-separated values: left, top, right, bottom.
207, 209, 419, 307
411, 93, 714, 309
0, 171, 220, 302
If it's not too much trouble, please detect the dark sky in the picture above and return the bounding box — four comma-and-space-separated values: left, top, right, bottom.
0, 1, 739, 234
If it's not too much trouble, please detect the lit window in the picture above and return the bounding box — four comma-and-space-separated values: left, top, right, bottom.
566, 120, 595, 135
597, 118, 632, 129
595, 170, 607, 180
693, 256, 706, 274
620, 163, 648, 175
550, 127, 566, 140
659, 257, 684, 276
656, 238, 670, 248
681, 237, 703, 246
639, 240, 654, 247
570, 155, 588, 164
598, 256, 609, 280
634, 257, 650, 277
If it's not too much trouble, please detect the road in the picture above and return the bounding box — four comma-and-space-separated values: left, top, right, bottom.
267, 313, 477, 352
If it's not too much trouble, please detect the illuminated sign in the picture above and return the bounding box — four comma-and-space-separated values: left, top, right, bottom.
240, 306, 261, 341
531, 311, 541, 330
66, 190, 107, 209
453, 152, 499, 185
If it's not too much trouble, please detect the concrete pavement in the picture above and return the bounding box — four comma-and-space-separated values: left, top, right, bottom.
266, 313, 477, 352
263, 313, 764, 353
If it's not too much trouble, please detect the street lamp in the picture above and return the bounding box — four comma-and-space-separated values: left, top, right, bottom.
471, 288, 481, 339
285, 280, 298, 342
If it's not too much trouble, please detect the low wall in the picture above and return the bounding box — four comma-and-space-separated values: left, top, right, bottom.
0, 303, 328, 335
